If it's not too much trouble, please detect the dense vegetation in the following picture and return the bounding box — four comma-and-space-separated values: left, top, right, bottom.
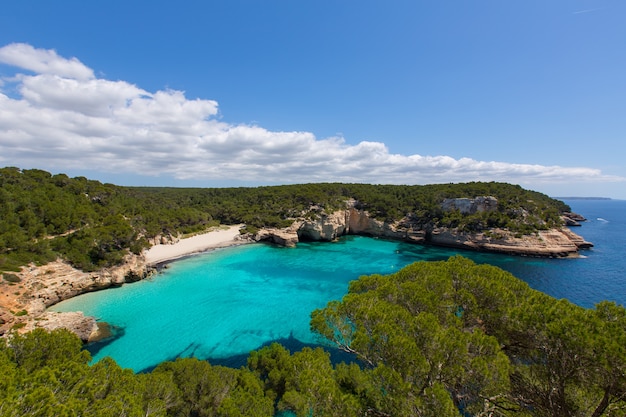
1, 257, 624, 416
1, 167, 570, 273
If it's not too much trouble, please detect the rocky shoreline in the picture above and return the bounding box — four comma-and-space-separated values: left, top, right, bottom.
1, 198, 592, 341
0, 253, 152, 341
252, 201, 593, 258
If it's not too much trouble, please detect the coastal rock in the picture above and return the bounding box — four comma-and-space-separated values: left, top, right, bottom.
0, 253, 148, 339
259, 204, 429, 247
24, 254, 147, 313
347, 207, 386, 235
428, 227, 589, 257
255, 228, 299, 247
563, 212, 587, 222
405, 229, 427, 243
298, 210, 348, 241
153, 234, 181, 245
562, 216, 581, 226
250, 199, 589, 258
25, 311, 103, 343
347, 208, 423, 241
561, 212, 587, 226
560, 228, 594, 249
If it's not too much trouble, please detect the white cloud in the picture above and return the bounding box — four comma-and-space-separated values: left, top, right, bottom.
0, 43, 94, 80
0, 43, 623, 190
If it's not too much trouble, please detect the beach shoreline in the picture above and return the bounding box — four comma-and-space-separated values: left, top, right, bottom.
0, 225, 254, 338
144, 224, 250, 265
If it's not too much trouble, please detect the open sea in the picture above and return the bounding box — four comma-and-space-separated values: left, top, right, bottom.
50, 199, 626, 372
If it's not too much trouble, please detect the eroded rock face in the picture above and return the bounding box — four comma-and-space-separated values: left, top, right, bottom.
0, 254, 149, 338
298, 211, 348, 241
24, 311, 100, 342
26, 254, 148, 313
428, 227, 591, 257
253, 199, 591, 260
559, 228, 594, 249
561, 212, 587, 226
255, 228, 299, 247
347, 207, 384, 235
347, 208, 414, 240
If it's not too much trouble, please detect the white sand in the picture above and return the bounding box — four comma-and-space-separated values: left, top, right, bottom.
144, 225, 247, 264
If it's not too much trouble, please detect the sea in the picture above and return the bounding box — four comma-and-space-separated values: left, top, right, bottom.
50, 199, 626, 372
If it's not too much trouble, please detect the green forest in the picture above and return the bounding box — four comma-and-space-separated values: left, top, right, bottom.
1, 257, 625, 416
0, 167, 569, 273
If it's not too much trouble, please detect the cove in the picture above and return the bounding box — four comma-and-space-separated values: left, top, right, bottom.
50, 199, 626, 372
50, 237, 474, 371
47, 236, 574, 372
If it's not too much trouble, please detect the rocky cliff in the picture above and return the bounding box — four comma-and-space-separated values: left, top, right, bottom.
0, 253, 149, 340
254, 197, 592, 258
427, 228, 590, 257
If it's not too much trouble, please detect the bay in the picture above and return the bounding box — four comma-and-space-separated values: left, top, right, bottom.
50, 199, 626, 372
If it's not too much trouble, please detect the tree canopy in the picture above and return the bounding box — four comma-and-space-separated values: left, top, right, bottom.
311, 256, 626, 416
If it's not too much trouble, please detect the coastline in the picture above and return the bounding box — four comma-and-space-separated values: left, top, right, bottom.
144, 224, 249, 265
1, 219, 592, 340
0, 225, 253, 339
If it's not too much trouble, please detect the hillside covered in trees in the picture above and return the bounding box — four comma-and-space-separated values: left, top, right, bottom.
1, 167, 571, 273
1, 257, 625, 417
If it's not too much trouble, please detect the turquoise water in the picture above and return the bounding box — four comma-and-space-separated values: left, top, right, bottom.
50, 199, 626, 372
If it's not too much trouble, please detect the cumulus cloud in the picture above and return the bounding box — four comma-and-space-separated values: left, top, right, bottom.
0, 43, 623, 188
0, 43, 94, 80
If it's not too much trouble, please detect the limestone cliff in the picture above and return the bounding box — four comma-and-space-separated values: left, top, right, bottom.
428, 228, 591, 257
253, 197, 591, 259
0, 253, 149, 339
297, 210, 348, 241
254, 227, 299, 247
21, 311, 106, 343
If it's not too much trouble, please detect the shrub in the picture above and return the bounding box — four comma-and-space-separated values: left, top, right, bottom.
2, 273, 21, 283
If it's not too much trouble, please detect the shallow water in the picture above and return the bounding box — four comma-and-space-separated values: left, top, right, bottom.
50, 199, 626, 372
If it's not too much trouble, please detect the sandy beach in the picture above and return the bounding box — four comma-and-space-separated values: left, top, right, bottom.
144, 225, 248, 265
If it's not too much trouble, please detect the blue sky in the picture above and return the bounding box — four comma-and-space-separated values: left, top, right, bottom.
1, 0, 625, 198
